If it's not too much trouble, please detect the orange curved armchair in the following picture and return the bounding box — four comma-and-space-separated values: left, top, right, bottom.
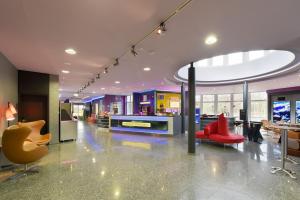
2, 125, 48, 166
18, 120, 52, 145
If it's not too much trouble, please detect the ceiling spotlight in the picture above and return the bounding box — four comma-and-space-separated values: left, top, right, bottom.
87, 82, 90, 86
92, 91, 96, 94
101, 87, 105, 90
73, 93, 79, 97
104, 68, 108, 74
96, 74, 100, 79
113, 58, 119, 66
205, 34, 218, 45
115, 81, 120, 84
143, 67, 151, 71
91, 78, 95, 83
65, 48, 77, 55
62, 70, 70, 74
131, 45, 138, 56
157, 22, 166, 35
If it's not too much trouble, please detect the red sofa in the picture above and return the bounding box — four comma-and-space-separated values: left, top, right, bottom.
196, 114, 244, 144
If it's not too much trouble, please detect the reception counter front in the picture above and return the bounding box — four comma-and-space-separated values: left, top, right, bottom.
110, 115, 181, 135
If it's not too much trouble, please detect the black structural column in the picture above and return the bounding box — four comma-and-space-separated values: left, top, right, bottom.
243, 81, 249, 137
188, 62, 196, 154
181, 82, 185, 134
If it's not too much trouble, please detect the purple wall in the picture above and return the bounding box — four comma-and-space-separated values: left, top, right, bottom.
92, 95, 126, 115
133, 91, 155, 115
103, 95, 126, 114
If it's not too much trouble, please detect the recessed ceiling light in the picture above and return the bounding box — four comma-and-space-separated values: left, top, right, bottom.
92, 91, 96, 94
115, 81, 120, 84
73, 93, 79, 97
62, 70, 70, 74
101, 88, 105, 90
205, 35, 218, 45
65, 48, 77, 55
143, 67, 151, 71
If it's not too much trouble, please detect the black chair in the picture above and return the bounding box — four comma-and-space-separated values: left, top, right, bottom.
249, 122, 263, 143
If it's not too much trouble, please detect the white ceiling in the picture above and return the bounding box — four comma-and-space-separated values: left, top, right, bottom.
0, 0, 300, 99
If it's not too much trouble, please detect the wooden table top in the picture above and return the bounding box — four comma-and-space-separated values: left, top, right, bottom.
270, 124, 300, 131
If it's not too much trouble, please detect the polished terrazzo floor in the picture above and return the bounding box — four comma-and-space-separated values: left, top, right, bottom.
0, 122, 300, 200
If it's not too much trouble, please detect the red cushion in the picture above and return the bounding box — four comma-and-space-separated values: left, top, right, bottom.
196, 131, 207, 139
206, 121, 218, 134
218, 113, 229, 136
209, 133, 244, 144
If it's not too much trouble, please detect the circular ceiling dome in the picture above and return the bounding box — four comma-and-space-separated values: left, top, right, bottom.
175, 50, 297, 85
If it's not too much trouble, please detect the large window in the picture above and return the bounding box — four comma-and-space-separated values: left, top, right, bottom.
192, 92, 267, 120
72, 104, 84, 118
233, 93, 243, 119
250, 92, 267, 121
126, 95, 133, 115
203, 95, 215, 115
217, 94, 231, 115
196, 95, 201, 108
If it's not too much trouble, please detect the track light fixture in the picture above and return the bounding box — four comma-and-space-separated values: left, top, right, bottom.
157, 22, 166, 35
131, 45, 138, 56
104, 68, 108, 74
87, 82, 90, 87
91, 78, 95, 83
73, 0, 193, 98
113, 58, 119, 66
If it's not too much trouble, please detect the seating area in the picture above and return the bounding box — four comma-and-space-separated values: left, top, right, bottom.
17, 120, 52, 146
196, 114, 245, 145
2, 125, 49, 179
0, 120, 51, 179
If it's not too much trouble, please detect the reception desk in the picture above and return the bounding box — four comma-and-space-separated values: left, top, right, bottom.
110, 115, 181, 135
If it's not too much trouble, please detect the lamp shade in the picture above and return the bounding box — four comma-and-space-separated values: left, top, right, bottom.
6, 108, 15, 121
8, 103, 17, 114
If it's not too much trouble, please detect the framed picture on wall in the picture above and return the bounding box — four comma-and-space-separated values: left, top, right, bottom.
296, 101, 300, 124
273, 101, 291, 122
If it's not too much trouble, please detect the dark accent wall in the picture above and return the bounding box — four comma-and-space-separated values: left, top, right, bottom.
18, 71, 49, 95
18, 71, 49, 133
18, 70, 59, 143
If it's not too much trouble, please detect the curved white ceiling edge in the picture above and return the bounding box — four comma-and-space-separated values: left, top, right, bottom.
174, 50, 299, 85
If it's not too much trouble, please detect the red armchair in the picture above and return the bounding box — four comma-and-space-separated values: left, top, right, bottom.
196, 114, 244, 144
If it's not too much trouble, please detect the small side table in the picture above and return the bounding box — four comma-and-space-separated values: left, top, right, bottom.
270, 126, 299, 179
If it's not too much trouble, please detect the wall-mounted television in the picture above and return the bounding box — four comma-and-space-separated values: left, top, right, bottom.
273, 101, 290, 122
296, 101, 300, 124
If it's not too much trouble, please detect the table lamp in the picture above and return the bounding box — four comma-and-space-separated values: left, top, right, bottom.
6, 102, 17, 127
9, 102, 17, 115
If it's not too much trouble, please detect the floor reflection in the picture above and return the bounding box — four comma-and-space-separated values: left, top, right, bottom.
0, 121, 299, 200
